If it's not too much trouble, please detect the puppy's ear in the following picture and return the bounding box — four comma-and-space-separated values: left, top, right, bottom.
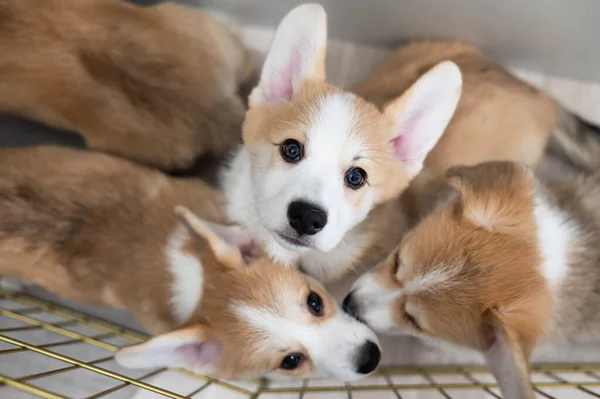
385, 61, 462, 178
481, 308, 536, 399
174, 206, 259, 269
446, 162, 536, 233
115, 325, 221, 374
249, 4, 327, 106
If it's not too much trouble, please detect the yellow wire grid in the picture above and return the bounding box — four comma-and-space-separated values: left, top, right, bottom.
1, 287, 600, 399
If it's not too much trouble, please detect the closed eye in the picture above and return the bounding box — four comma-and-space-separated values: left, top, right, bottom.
405, 311, 422, 331
392, 252, 400, 275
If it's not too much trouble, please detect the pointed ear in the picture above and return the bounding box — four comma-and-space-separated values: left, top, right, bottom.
385, 61, 462, 177
447, 162, 536, 232
174, 206, 259, 268
482, 308, 536, 399
249, 3, 327, 106
115, 325, 222, 373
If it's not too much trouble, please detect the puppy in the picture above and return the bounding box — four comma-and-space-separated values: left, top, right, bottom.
347, 161, 600, 398
0, 146, 380, 381
223, 4, 462, 282
223, 4, 600, 283
0, 0, 253, 171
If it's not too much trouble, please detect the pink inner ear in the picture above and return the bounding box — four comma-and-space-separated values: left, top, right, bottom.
389, 108, 424, 161
263, 47, 302, 103
178, 340, 222, 368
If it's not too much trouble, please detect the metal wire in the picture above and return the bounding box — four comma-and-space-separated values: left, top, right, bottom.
2, 287, 600, 398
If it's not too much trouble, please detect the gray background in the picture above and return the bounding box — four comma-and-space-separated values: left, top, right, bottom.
194, 0, 600, 83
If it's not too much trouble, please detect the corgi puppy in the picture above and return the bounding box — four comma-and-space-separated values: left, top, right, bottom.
346, 161, 600, 398
0, 146, 380, 381
223, 4, 600, 283
223, 4, 462, 282
0, 0, 253, 171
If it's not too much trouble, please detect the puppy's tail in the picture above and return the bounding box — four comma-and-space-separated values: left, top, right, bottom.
547, 105, 600, 173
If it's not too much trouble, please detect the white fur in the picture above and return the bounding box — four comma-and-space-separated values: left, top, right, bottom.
533, 195, 576, 289
224, 93, 376, 278
349, 266, 453, 334
223, 5, 461, 282
234, 300, 379, 381
250, 4, 326, 105
166, 226, 203, 325
403, 270, 453, 294
387, 61, 462, 177
350, 273, 402, 334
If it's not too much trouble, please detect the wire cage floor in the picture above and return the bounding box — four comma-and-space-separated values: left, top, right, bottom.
2, 288, 600, 399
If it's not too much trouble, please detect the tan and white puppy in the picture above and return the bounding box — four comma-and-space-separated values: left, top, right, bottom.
223, 4, 600, 283
346, 161, 600, 398
0, 0, 253, 171
223, 4, 462, 281
0, 146, 380, 381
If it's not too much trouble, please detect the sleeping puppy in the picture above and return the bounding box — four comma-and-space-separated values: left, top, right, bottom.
0, 0, 253, 171
345, 161, 600, 398
0, 146, 380, 381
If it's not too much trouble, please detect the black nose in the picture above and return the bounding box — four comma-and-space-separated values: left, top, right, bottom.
343, 291, 361, 321
287, 200, 328, 236
355, 340, 381, 374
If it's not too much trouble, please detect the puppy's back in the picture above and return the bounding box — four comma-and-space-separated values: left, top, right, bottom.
0, 146, 223, 308
0, 0, 253, 170
353, 40, 556, 175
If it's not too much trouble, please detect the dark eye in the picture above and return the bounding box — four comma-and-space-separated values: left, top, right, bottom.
405, 311, 422, 331
307, 291, 324, 316
280, 139, 303, 163
345, 167, 367, 189
280, 353, 304, 370
392, 253, 400, 275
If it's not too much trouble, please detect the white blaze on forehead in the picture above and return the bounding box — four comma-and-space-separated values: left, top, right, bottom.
166, 225, 203, 325
304, 93, 367, 180
307, 92, 363, 152
298, 92, 375, 237
403, 269, 453, 294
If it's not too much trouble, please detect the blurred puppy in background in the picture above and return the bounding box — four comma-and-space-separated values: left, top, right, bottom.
0, 0, 254, 172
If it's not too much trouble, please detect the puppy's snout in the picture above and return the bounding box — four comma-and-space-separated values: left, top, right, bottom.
343, 291, 362, 321
287, 200, 328, 236
354, 340, 381, 374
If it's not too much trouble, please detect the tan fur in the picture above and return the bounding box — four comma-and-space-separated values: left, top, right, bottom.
321, 40, 600, 277
0, 146, 224, 332
0, 146, 360, 379
243, 80, 410, 206
351, 161, 600, 398
0, 0, 253, 171
353, 42, 557, 175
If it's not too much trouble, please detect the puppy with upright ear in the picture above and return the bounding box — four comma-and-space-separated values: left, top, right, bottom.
223, 3, 463, 281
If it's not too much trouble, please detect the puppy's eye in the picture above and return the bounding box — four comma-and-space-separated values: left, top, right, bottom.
392, 253, 401, 275
280, 353, 304, 370
307, 291, 324, 316
345, 167, 367, 189
405, 311, 422, 331
280, 139, 304, 163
